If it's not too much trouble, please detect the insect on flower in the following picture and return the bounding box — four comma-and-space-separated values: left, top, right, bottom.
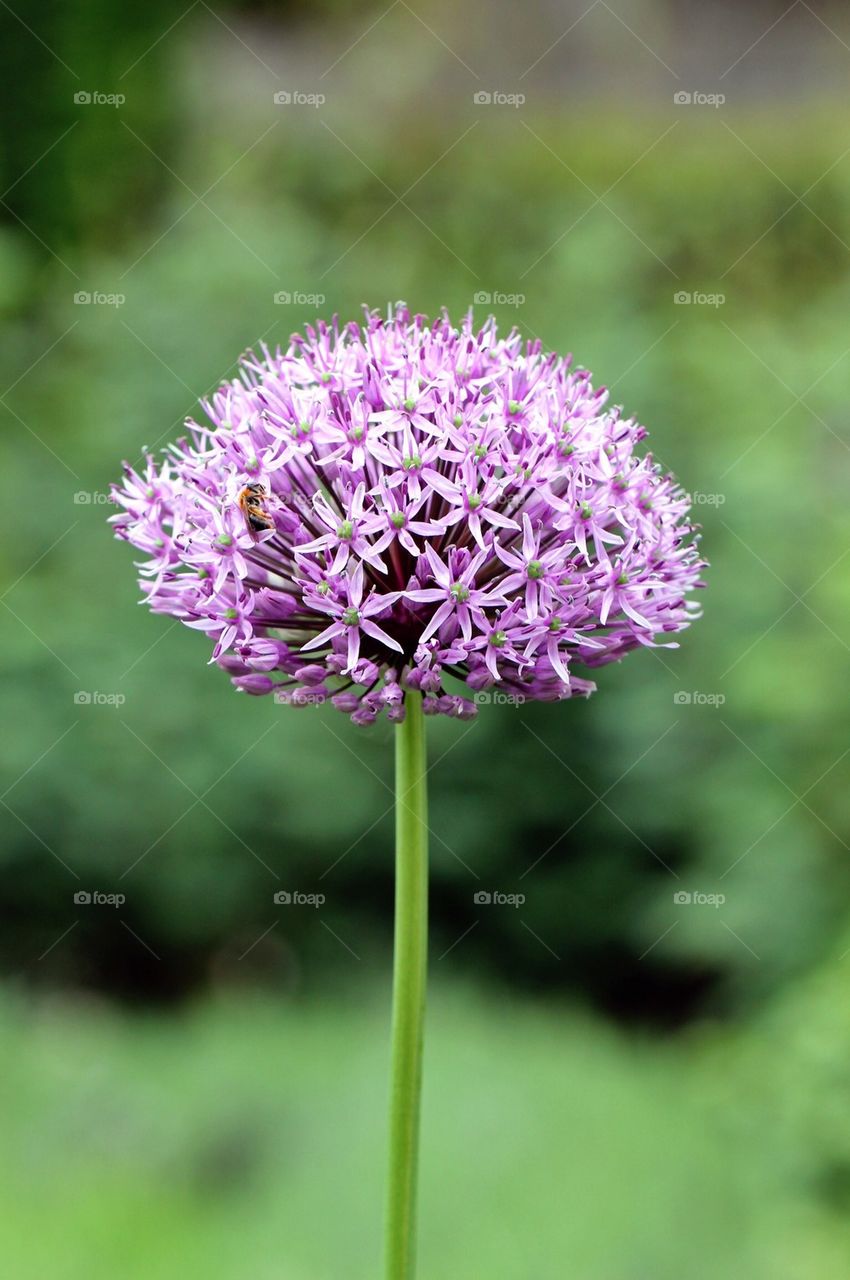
237, 482, 275, 536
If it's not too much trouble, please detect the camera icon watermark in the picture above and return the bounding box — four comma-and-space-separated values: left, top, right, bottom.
472, 90, 526, 109
273, 889, 326, 907
272, 90, 326, 108
73, 889, 126, 907
473, 889, 526, 908
73, 90, 126, 108
673, 291, 725, 307
673, 691, 726, 707
73, 690, 126, 707
73, 291, 125, 307
673, 90, 725, 109
673, 890, 725, 908
273, 291, 326, 306
473, 290, 525, 308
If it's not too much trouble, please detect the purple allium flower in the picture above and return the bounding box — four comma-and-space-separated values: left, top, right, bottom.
111, 305, 704, 722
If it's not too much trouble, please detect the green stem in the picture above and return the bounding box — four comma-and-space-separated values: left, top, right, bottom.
385, 690, 429, 1280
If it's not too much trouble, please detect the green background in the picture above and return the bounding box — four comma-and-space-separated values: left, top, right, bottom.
1, 2, 850, 1275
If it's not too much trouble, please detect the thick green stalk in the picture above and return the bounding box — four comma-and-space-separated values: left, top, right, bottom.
385, 690, 428, 1280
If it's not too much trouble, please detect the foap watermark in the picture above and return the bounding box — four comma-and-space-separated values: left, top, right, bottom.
275, 492, 313, 516
73, 491, 115, 506
691, 491, 726, 507
673, 691, 726, 707
473, 690, 526, 706
273, 291, 326, 306
272, 90, 325, 108
273, 890, 325, 907
674, 290, 725, 308
273, 688, 326, 707
74, 691, 126, 707
673, 90, 725, 109
673, 890, 726, 908
74, 90, 125, 108
74, 890, 126, 907
473, 290, 525, 308
473, 90, 525, 108
74, 291, 125, 308
474, 890, 526, 908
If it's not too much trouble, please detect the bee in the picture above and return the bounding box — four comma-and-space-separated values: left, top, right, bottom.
238, 482, 275, 535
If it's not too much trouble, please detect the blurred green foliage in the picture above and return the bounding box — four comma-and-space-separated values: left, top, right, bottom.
0, 977, 819, 1280
4, 965, 850, 1279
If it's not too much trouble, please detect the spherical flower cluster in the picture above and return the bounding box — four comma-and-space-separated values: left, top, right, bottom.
111, 305, 704, 723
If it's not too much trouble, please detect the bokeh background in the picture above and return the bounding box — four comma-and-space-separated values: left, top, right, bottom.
2, 1, 850, 1276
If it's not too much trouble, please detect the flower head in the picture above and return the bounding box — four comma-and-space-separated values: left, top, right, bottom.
111, 305, 704, 722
